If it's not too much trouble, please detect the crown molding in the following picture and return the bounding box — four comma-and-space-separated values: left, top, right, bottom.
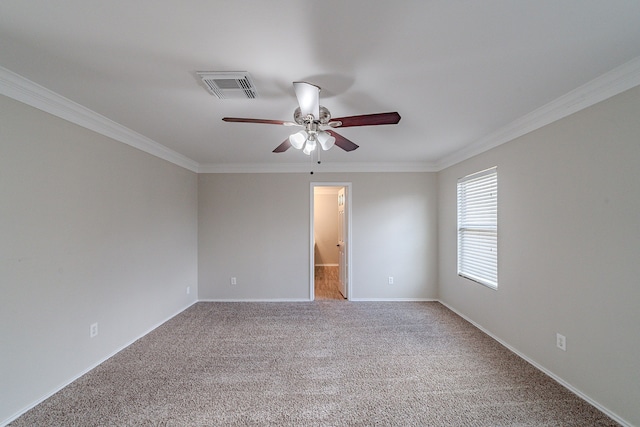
0, 65, 434, 175
0, 66, 199, 173
4, 54, 640, 175
197, 161, 438, 173
436, 56, 640, 171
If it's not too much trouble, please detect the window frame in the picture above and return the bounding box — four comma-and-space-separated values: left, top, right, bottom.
457, 167, 498, 289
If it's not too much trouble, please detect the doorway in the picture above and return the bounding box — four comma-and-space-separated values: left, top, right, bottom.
310, 183, 351, 301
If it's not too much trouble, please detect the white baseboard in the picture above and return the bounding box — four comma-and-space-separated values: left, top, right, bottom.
1, 300, 198, 427
198, 298, 311, 302
349, 298, 438, 302
201, 297, 437, 302
200, 298, 437, 303
437, 300, 632, 427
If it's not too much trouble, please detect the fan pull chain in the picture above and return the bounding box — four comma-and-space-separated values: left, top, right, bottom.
310, 148, 314, 174
310, 146, 323, 174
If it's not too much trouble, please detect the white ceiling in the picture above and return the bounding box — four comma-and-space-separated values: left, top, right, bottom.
2, 1, 640, 172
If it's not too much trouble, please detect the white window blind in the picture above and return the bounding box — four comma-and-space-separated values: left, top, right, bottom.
457, 167, 498, 289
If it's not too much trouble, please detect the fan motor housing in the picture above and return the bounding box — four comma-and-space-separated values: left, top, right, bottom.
294, 106, 331, 125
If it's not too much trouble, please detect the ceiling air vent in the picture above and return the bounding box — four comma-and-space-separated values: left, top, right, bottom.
197, 71, 258, 99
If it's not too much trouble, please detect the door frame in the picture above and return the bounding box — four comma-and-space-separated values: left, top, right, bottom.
310, 182, 352, 301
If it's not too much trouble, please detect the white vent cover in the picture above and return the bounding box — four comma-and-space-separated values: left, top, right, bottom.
197, 71, 258, 99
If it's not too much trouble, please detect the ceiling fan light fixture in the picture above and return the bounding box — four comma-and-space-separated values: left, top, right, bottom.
317, 131, 335, 151
289, 130, 307, 149
221, 81, 397, 154
303, 138, 317, 155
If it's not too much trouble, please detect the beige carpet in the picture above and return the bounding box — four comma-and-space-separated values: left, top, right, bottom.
10, 302, 618, 426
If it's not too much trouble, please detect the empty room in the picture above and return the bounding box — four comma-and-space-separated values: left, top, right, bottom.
1, 1, 639, 426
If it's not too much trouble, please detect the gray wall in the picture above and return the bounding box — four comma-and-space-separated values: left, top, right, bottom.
198, 172, 438, 301
3, 80, 638, 425
0, 95, 199, 423
437, 86, 640, 425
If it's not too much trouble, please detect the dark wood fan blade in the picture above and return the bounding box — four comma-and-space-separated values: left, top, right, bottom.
330, 112, 401, 128
273, 139, 291, 153
326, 130, 359, 152
222, 117, 287, 125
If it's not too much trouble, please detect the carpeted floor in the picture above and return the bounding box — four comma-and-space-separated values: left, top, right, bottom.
10, 302, 619, 426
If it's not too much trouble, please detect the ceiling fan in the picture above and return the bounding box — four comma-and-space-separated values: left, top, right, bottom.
222, 82, 401, 154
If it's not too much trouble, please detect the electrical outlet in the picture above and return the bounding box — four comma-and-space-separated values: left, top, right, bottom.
388, 276, 394, 285
90, 323, 98, 338
186, 286, 190, 295
231, 277, 237, 285
556, 333, 566, 351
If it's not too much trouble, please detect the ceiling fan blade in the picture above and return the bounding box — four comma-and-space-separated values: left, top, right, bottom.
222, 117, 288, 125
326, 130, 359, 152
330, 112, 401, 128
293, 81, 320, 119
272, 139, 291, 153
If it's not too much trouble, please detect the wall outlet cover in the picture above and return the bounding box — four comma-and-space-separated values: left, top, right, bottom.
556, 333, 566, 351
90, 323, 98, 338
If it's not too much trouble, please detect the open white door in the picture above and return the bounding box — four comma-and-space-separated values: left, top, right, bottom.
337, 187, 348, 298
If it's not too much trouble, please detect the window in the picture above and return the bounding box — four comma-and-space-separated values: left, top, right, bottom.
457, 167, 498, 289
